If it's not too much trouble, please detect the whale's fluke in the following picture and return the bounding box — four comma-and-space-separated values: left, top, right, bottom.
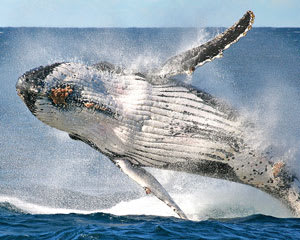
159, 11, 255, 77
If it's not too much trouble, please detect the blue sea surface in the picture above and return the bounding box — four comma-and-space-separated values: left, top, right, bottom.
0, 27, 300, 239
1, 205, 300, 240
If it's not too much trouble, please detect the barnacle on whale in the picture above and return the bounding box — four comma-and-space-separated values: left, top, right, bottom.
50, 86, 73, 105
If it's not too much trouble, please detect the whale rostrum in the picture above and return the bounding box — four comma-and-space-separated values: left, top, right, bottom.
16, 11, 300, 219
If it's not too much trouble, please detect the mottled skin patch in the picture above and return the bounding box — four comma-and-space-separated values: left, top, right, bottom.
273, 162, 285, 178
94, 104, 109, 112
50, 86, 73, 105
145, 187, 152, 194
84, 102, 95, 108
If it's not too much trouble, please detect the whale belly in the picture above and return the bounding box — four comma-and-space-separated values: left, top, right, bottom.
113, 80, 246, 180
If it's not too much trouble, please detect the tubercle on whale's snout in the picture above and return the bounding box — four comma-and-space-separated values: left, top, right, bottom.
18, 62, 63, 89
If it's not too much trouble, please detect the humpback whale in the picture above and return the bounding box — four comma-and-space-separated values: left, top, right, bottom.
16, 11, 300, 219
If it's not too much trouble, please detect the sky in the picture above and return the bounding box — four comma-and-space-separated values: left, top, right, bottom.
0, 0, 299, 28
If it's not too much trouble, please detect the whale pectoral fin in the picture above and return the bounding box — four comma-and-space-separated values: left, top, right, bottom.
114, 159, 188, 219
158, 11, 255, 78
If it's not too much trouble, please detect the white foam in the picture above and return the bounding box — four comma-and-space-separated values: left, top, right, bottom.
102, 172, 293, 221
0, 177, 293, 221
102, 196, 177, 218
0, 195, 97, 215
102, 186, 293, 221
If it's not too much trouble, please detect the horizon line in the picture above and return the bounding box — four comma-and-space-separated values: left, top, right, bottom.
0, 26, 299, 29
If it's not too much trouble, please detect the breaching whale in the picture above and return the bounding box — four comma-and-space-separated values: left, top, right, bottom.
16, 11, 300, 219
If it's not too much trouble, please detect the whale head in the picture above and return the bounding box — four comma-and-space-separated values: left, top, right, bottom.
16, 62, 117, 136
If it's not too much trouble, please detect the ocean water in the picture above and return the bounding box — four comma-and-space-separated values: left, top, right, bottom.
0, 27, 300, 239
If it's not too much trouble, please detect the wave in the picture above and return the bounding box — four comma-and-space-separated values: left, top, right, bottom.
0, 195, 181, 217
1, 195, 299, 226
1, 202, 299, 240
1, 195, 299, 239
0, 185, 293, 221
